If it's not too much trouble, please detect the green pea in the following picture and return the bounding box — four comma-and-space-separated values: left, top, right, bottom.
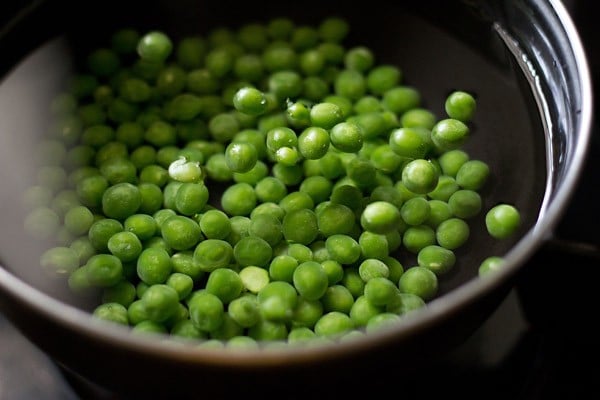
193, 239, 233, 272
398, 266, 438, 301
417, 245, 456, 276
485, 204, 521, 239
293, 261, 328, 301
445, 90, 476, 122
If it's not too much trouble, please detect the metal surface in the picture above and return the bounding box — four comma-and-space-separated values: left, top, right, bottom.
0, 0, 593, 396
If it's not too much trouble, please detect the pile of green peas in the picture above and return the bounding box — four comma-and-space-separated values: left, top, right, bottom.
24, 16, 522, 349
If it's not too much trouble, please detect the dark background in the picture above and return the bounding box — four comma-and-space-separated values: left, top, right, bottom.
1, 1, 599, 399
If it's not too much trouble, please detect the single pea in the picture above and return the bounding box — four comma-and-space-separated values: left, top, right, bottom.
359, 258, 390, 282
254, 177, 288, 204
382, 86, 421, 114
205, 268, 243, 304
400, 197, 431, 226
360, 201, 402, 234
309, 102, 344, 129
247, 213, 282, 247
431, 118, 469, 152
318, 16, 349, 42
401, 159, 439, 195
437, 149, 470, 178
321, 285, 354, 314
436, 218, 470, 250
297, 126, 330, 160
140, 284, 179, 323
485, 204, 521, 239
228, 294, 260, 328
193, 239, 233, 273
428, 175, 460, 202
479, 256, 505, 276
234, 54, 264, 82
102, 280, 136, 308
334, 69, 366, 100
291, 297, 323, 329
269, 255, 298, 283
329, 121, 364, 153
102, 183, 141, 221
287, 243, 313, 263
364, 277, 400, 306
268, 70, 303, 100
233, 87, 268, 116
316, 203, 355, 237
448, 189, 482, 219
282, 208, 319, 245
343, 46, 373, 72
188, 291, 225, 332
176, 36, 206, 69
417, 245, 456, 276
40, 246, 80, 275
93, 302, 129, 325
403, 225, 436, 254
221, 182, 257, 217
204, 48, 234, 78
107, 231, 143, 262
69, 237, 96, 264
174, 182, 209, 216
366, 65, 402, 95
445, 90, 476, 122
288, 327, 316, 344
86, 254, 123, 288
293, 261, 328, 301
137, 31, 173, 63
426, 200, 454, 228
233, 236, 272, 268
346, 158, 377, 190
389, 127, 433, 160
314, 311, 354, 338
399, 266, 438, 301
257, 281, 298, 322
137, 247, 172, 285
349, 295, 383, 327
326, 234, 361, 265
87, 48, 120, 77
359, 231, 389, 260
170, 251, 203, 282
247, 320, 288, 342
291, 25, 319, 51
400, 108, 437, 130
455, 160, 490, 191
63, 206, 95, 236
225, 142, 258, 174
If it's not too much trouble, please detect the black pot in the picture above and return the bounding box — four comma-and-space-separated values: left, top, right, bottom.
0, 0, 593, 397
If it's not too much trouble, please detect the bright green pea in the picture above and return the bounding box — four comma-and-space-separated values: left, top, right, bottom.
455, 160, 490, 191
334, 69, 366, 100
400, 197, 431, 226
282, 208, 319, 245
205, 268, 243, 304
431, 118, 469, 151
86, 254, 123, 288
257, 281, 298, 322
233, 87, 268, 116
298, 126, 330, 160
326, 234, 361, 265
293, 261, 328, 301
436, 218, 470, 250
193, 239, 233, 273
445, 90, 476, 122
160, 215, 202, 251
225, 142, 258, 173
360, 201, 402, 234
388, 127, 432, 160
448, 189, 482, 219
485, 204, 521, 239
101, 183, 141, 221
137, 247, 172, 285
188, 291, 225, 332
314, 311, 354, 337
398, 266, 438, 301
221, 182, 257, 216
382, 86, 420, 114
107, 231, 143, 262
329, 121, 364, 153
417, 245, 456, 276
316, 202, 355, 237
403, 225, 436, 254
233, 236, 272, 268
175, 182, 209, 216
309, 102, 344, 129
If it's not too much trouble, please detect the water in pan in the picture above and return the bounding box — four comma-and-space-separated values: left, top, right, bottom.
0, 4, 546, 312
